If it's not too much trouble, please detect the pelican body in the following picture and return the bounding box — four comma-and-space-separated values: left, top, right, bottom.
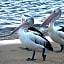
42, 8, 64, 51
18, 17, 53, 61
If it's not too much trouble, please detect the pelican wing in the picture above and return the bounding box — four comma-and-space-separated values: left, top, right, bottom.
57, 26, 64, 39
27, 32, 46, 46
57, 31, 64, 39
58, 26, 64, 32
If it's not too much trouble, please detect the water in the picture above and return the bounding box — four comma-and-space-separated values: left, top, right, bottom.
0, 0, 64, 29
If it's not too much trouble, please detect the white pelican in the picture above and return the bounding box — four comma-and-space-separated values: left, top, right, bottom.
17, 17, 53, 61
41, 8, 64, 51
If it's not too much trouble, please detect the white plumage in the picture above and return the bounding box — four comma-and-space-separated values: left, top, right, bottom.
18, 17, 53, 61
42, 8, 64, 52
18, 28, 46, 51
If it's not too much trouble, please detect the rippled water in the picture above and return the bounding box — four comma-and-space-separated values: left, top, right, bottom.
0, 0, 64, 29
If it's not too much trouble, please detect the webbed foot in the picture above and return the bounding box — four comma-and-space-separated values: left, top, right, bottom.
26, 58, 36, 61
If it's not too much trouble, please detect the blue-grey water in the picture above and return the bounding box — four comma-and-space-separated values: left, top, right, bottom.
0, 0, 64, 29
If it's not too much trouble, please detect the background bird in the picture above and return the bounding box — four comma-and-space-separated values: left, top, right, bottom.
41, 8, 64, 52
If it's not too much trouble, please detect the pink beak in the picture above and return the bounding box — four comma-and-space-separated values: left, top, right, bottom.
0, 20, 27, 37
10, 20, 27, 35
41, 12, 58, 26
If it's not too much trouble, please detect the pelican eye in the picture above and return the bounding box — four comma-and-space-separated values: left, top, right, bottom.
54, 8, 61, 14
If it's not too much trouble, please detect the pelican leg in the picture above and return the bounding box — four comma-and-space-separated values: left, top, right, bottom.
42, 48, 46, 61
26, 51, 36, 61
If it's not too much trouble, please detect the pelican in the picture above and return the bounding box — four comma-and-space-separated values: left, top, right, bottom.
17, 17, 53, 61
41, 8, 64, 51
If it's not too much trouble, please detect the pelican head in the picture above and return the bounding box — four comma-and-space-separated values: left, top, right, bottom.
53, 8, 61, 20
26, 17, 34, 27
41, 8, 61, 26
21, 17, 34, 28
